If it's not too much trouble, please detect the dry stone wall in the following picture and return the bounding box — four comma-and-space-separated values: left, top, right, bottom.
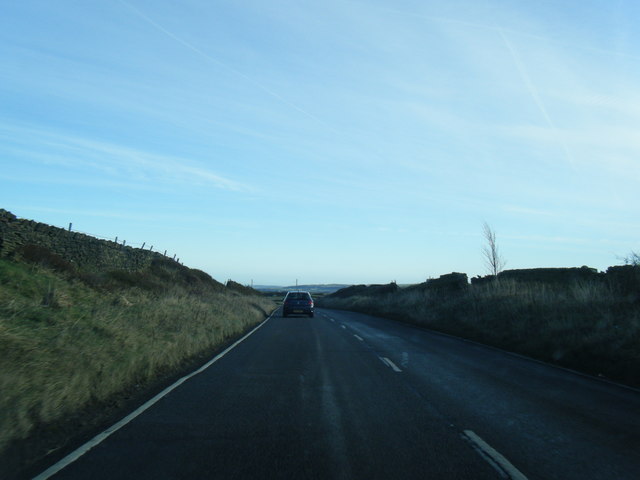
403, 272, 469, 294
0, 209, 167, 271
329, 282, 399, 298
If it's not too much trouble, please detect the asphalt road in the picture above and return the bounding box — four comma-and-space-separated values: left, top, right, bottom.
36, 308, 640, 479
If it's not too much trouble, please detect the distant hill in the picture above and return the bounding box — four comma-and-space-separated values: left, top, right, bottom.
255, 284, 350, 294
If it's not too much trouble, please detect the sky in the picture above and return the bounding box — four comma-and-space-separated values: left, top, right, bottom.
1, 0, 639, 285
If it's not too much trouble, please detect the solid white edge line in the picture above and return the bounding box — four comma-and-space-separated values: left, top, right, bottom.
353, 334, 364, 342
379, 356, 391, 368
33, 315, 274, 480
462, 430, 528, 480
382, 357, 402, 372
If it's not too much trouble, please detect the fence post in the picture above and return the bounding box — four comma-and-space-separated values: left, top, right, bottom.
164, 250, 167, 256
68, 223, 72, 232
123, 240, 126, 247
173, 254, 176, 260
150, 246, 153, 252
141, 242, 145, 249
115, 236, 118, 243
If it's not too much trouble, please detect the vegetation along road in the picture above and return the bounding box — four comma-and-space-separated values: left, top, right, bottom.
35, 308, 640, 479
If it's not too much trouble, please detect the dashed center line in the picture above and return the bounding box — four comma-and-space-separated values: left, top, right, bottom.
462, 430, 528, 480
379, 356, 402, 372
353, 334, 364, 342
340, 325, 346, 329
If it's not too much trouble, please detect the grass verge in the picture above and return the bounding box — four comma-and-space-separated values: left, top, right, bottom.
0, 257, 276, 477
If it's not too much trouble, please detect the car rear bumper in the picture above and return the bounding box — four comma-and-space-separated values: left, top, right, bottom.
283, 307, 314, 315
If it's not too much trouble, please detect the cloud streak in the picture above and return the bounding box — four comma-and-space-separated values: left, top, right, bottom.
0, 123, 251, 192
498, 29, 575, 166
116, 0, 333, 131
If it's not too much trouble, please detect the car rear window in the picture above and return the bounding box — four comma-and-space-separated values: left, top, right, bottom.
286, 293, 310, 300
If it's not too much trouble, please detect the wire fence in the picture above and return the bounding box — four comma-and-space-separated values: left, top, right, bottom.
65, 222, 183, 265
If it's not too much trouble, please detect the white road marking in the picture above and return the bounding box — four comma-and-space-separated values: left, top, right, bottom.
383, 357, 402, 372
33, 315, 275, 480
462, 430, 528, 480
340, 324, 346, 329
353, 334, 364, 342
329, 318, 335, 322
378, 356, 402, 372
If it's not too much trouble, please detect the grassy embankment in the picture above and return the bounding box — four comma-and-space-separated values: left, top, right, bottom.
319, 279, 640, 387
0, 252, 276, 468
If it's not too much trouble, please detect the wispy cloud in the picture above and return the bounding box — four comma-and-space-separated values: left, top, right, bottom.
0, 123, 251, 192
500, 124, 640, 176
503, 233, 626, 248
116, 0, 332, 131
498, 29, 575, 166
502, 205, 562, 218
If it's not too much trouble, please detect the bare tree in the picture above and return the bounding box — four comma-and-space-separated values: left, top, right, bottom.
482, 222, 506, 276
623, 251, 640, 266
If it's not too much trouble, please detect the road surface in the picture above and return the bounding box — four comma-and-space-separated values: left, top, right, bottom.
35, 308, 640, 479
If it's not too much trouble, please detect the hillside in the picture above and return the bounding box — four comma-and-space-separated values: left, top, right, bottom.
0, 209, 276, 478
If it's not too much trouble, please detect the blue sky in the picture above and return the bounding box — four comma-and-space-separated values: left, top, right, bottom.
2, 0, 639, 285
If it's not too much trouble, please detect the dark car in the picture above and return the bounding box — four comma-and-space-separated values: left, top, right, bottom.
282, 291, 314, 317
